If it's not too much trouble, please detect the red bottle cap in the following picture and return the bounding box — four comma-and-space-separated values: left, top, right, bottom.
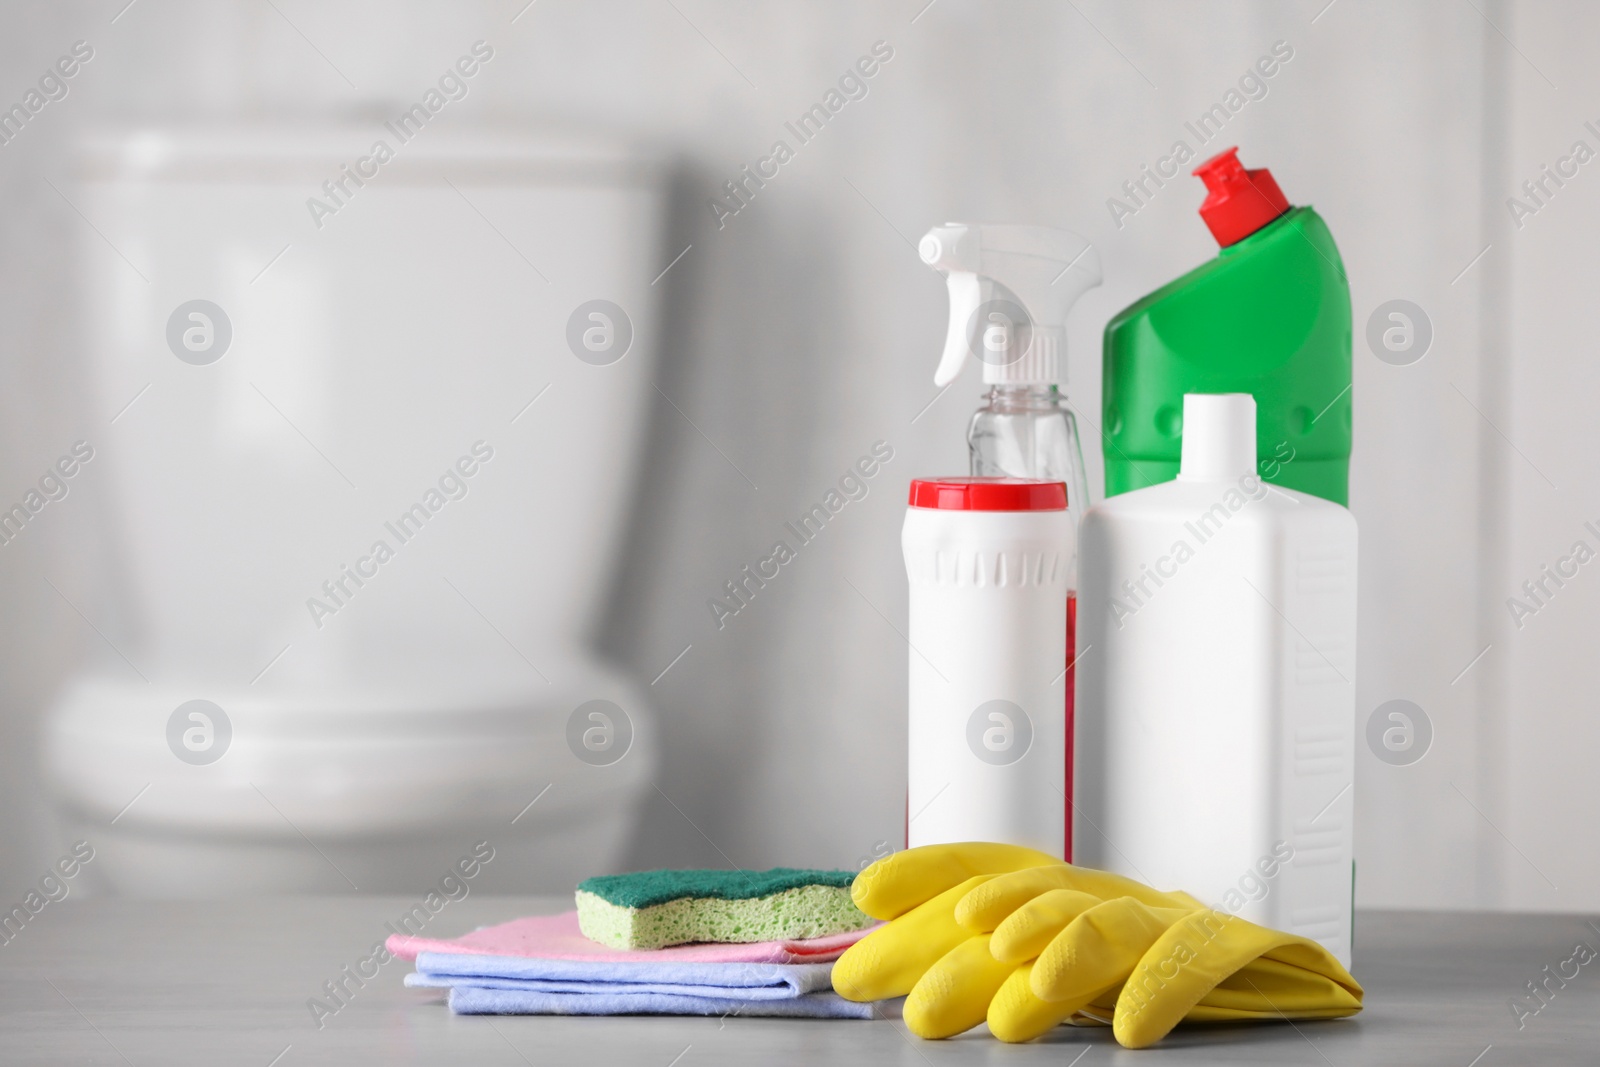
1192, 147, 1290, 247
908, 477, 1067, 511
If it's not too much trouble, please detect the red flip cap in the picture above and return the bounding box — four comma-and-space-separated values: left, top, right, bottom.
908, 477, 1067, 511
1192, 147, 1290, 247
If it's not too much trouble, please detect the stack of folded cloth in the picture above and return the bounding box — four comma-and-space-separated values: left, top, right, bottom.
389, 868, 880, 1018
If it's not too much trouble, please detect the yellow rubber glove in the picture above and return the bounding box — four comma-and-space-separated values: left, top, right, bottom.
834, 845, 1363, 1049
849, 841, 1061, 921
831, 842, 1059, 1036
965, 866, 1364, 1048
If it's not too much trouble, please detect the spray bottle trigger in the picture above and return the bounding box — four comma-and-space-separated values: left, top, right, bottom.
934, 272, 984, 387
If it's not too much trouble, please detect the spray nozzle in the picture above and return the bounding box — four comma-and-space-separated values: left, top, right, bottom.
919, 224, 1101, 388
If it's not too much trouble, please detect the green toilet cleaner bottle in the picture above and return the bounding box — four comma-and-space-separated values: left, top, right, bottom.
1102, 147, 1352, 505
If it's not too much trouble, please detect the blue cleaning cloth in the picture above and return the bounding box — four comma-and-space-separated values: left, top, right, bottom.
408, 952, 872, 1019
446, 985, 873, 1018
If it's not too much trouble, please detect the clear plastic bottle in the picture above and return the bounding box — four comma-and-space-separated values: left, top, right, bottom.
969, 384, 1091, 535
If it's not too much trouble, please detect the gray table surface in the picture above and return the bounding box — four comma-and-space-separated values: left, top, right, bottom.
1, 897, 1596, 1065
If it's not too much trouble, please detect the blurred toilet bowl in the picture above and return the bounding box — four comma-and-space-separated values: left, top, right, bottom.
47, 661, 653, 896
43, 123, 667, 894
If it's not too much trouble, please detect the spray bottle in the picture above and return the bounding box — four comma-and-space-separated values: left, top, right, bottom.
919, 224, 1102, 523
917, 223, 1101, 857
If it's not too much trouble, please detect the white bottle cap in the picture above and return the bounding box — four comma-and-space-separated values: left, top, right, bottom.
982, 326, 1063, 386
1178, 393, 1258, 482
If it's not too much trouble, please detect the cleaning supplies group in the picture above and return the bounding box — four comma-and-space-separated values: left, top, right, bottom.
1089, 150, 1356, 968
897, 146, 1357, 1044
391, 867, 880, 1018
392, 145, 1359, 1050
392, 845, 1362, 1048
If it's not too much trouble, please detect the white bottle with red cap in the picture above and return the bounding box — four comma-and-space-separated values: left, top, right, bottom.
903, 477, 1073, 858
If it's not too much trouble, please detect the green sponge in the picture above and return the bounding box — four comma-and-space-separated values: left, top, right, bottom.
575, 868, 872, 950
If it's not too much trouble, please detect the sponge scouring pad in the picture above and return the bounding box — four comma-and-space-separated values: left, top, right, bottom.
576, 868, 873, 950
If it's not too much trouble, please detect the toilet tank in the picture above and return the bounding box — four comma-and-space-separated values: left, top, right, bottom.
72, 124, 666, 685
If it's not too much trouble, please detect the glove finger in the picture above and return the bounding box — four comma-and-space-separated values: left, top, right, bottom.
987, 961, 1093, 1043
956, 867, 1072, 932
1031, 897, 1192, 1004
1113, 912, 1364, 1050
832, 875, 993, 1002
903, 935, 1015, 1039
851, 843, 1058, 921
956, 864, 1196, 932
1194, 954, 1363, 1016
989, 889, 1103, 963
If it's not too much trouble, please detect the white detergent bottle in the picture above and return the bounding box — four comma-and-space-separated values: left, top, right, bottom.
903, 478, 1073, 858
919, 223, 1100, 858
1075, 393, 1357, 966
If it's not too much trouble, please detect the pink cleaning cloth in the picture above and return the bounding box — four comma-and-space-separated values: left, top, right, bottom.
387, 910, 878, 964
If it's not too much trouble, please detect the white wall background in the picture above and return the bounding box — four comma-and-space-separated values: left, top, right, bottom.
0, 0, 1591, 912
1500, 2, 1600, 911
